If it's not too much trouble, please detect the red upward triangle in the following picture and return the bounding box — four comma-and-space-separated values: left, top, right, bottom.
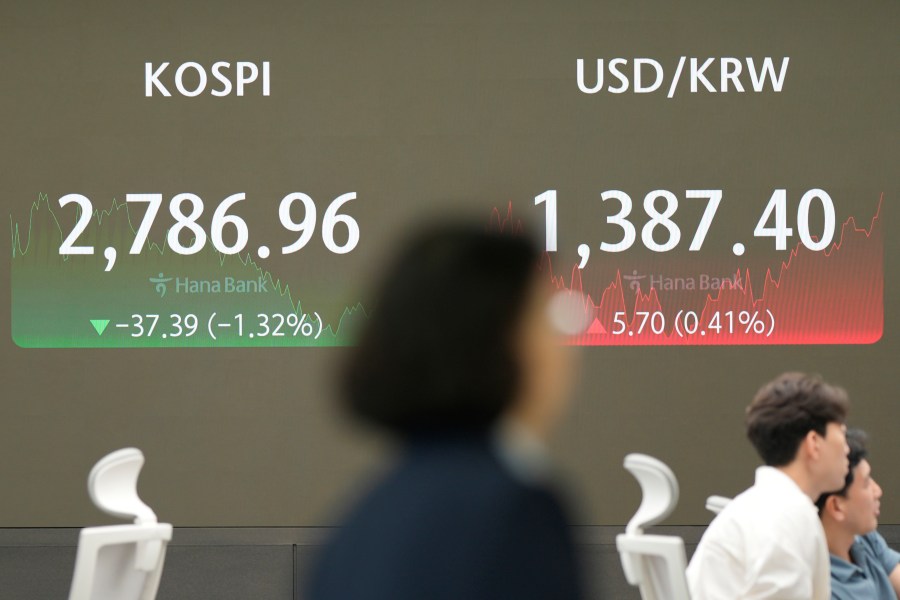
587, 318, 607, 335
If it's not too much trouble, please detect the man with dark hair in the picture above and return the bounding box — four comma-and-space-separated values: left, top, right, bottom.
817, 429, 900, 599
688, 372, 851, 599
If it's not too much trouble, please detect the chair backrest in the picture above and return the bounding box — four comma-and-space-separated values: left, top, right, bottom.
615, 453, 691, 600
68, 448, 172, 600
705, 495, 732, 515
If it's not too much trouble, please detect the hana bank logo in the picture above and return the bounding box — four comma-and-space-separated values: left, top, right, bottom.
148, 273, 270, 296
623, 270, 646, 293
150, 273, 174, 297
623, 270, 740, 293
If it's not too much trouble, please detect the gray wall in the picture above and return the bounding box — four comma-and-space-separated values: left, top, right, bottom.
2, 0, 898, 529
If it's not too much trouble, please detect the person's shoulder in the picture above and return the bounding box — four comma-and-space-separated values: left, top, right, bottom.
707, 479, 815, 539
402, 437, 519, 489
858, 530, 890, 552
856, 530, 900, 567
706, 484, 765, 526
734, 469, 814, 512
380, 438, 534, 514
320, 444, 512, 545
699, 497, 748, 544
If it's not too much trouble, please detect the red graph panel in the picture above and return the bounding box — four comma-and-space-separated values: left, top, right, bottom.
492, 195, 883, 346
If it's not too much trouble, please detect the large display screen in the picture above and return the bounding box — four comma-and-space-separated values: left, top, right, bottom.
1, 1, 896, 526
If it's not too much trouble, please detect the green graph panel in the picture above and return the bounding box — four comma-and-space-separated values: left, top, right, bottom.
11, 194, 366, 348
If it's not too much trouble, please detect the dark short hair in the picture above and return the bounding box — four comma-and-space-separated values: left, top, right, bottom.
815, 429, 869, 513
340, 223, 540, 437
746, 372, 849, 466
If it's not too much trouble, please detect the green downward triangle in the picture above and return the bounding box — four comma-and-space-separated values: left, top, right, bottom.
90, 319, 110, 336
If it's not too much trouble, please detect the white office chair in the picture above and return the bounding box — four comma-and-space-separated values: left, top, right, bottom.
68, 448, 173, 600
616, 454, 691, 600
705, 495, 732, 515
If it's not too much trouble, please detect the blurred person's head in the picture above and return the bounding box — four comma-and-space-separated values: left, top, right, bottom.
816, 430, 882, 540
746, 372, 850, 498
340, 223, 576, 441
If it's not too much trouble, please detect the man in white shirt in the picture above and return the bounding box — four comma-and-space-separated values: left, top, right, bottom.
687, 372, 851, 600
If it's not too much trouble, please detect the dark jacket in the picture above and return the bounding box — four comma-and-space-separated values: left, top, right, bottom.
306, 433, 583, 600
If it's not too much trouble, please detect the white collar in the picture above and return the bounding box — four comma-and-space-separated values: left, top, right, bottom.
754, 465, 813, 503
